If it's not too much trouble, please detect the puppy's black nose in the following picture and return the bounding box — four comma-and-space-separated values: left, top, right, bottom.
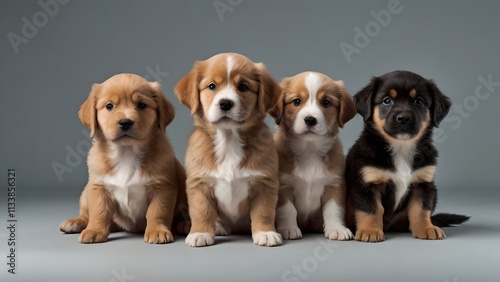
119, 119, 134, 131
219, 99, 234, 111
396, 114, 412, 125
304, 116, 317, 126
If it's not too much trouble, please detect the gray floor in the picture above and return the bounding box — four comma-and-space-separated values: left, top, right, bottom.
1, 189, 499, 282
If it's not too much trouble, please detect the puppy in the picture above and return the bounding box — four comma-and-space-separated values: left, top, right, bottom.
272, 72, 356, 241
174, 53, 283, 247
345, 70, 469, 242
59, 73, 187, 244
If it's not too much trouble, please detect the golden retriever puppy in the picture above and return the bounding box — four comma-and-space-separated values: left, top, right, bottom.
272, 72, 356, 240
174, 53, 283, 247
59, 73, 187, 244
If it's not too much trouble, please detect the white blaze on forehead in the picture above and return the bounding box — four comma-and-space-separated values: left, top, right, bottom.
226, 55, 234, 82
206, 55, 241, 124
293, 71, 328, 135
305, 72, 322, 105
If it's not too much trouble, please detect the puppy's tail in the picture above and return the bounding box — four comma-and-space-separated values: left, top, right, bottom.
431, 213, 470, 227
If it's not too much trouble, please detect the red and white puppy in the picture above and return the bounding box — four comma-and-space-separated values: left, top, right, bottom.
59, 73, 186, 244
272, 72, 356, 240
175, 53, 282, 247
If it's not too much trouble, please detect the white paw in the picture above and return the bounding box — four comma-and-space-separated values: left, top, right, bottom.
277, 227, 303, 240
185, 232, 215, 247
59, 221, 80, 233
59, 218, 86, 233
324, 226, 354, 241
252, 231, 283, 247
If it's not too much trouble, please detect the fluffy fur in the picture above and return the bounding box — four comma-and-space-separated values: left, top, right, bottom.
272, 72, 356, 240
174, 53, 283, 247
59, 73, 187, 244
345, 70, 469, 242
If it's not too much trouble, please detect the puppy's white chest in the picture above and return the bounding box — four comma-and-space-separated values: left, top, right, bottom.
361, 144, 435, 211
105, 173, 149, 223
281, 155, 339, 221
211, 129, 262, 223
212, 168, 260, 223
391, 143, 415, 210
103, 146, 149, 223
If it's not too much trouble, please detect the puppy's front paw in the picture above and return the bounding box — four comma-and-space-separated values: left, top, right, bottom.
355, 229, 384, 242
412, 225, 446, 240
277, 227, 303, 240
144, 227, 174, 244
79, 229, 108, 243
59, 217, 87, 233
185, 232, 215, 247
325, 226, 353, 241
252, 231, 283, 247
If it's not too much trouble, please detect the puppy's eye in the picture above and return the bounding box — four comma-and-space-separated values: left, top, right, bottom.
382, 97, 393, 106
321, 99, 331, 108
208, 83, 216, 90
414, 98, 424, 106
237, 83, 248, 92
292, 99, 301, 106
105, 103, 114, 110
137, 102, 147, 110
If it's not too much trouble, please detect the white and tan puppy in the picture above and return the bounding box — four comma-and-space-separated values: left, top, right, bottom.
175, 53, 283, 247
272, 71, 356, 240
59, 73, 187, 244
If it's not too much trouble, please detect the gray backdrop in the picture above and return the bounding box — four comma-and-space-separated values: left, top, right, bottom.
1, 0, 499, 197
1, 1, 499, 282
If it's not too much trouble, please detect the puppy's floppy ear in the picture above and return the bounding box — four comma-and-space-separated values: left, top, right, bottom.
255, 62, 281, 116
174, 61, 202, 116
336, 80, 356, 128
354, 76, 380, 122
79, 83, 99, 137
427, 79, 451, 127
270, 77, 289, 125
150, 82, 175, 129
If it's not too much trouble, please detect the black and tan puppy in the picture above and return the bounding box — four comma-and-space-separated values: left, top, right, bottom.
346, 70, 469, 242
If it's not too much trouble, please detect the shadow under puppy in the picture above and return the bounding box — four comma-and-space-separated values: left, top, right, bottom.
345, 70, 469, 242
272, 71, 356, 240
59, 73, 187, 244
175, 53, 283, 247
